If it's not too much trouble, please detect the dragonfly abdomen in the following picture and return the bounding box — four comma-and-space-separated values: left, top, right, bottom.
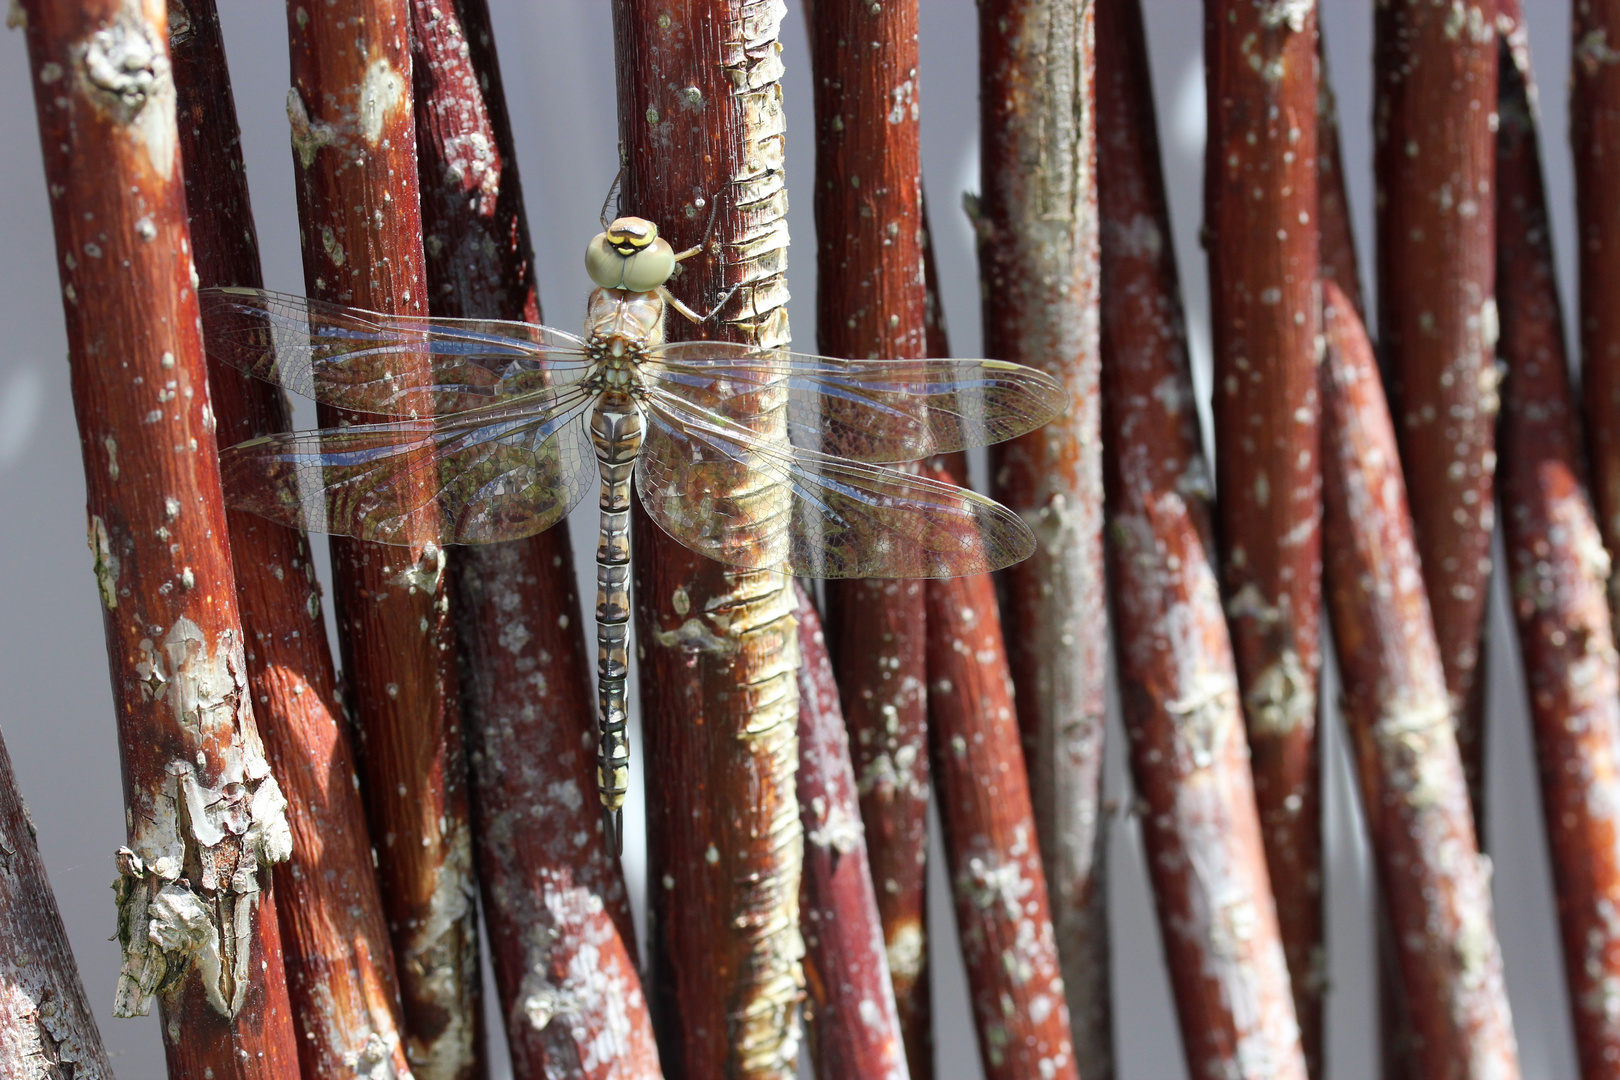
591, 393, 643, 855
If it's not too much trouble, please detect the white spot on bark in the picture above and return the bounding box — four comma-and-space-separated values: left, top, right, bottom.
78, 5, 176, 179
359, 57, 406, 147
87, 514, 118, 609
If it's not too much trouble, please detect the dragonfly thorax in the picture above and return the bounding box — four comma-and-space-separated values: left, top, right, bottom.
584, 286, 665, 390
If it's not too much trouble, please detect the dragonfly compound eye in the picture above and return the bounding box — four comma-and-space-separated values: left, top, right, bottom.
585, 230, 677, 292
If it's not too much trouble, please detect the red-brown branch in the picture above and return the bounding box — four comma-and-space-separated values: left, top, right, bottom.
170, 2, 414, 1074
1204, 4, 1324, 1066
1320, 280, 1521, 1080
1374, 0, 1499, 828
614, 4, 803, 1077
1574, 0, 1620, 632
284, 4, 485, 1076
795, 584, 908, 1080
20, 2, 301, 1074
1097, 0, 1307, 1074
0, 727, 116, 1078
923, 516, 1078, 1080
406, 2, 659, 1075
805, 3, 932, 1072
975, 4, 1111, 1072
1496, 6, 1620, 1071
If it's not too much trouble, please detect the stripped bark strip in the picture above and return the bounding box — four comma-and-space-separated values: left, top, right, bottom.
1374, 0, 1499, 827
1496, 8, 1620, 1070
975, 3, 1110, 1072
613, 3, 803, 1077
406, 3, 658, 1075
1097, 0, 1307, 1074
794, 584, 909, 1080
1320, 281, 1521, 1080
1574, 0, 1620, 628
1316, 27, 1364, 319
169, 3, 414, 1075
19, 1, 301, 1074
285, 4, 484, 1076
0, 727, 115, 1079
805, 3, 932, 1073
1204, 3, 1324, 1065
923, 523, 1079, 1080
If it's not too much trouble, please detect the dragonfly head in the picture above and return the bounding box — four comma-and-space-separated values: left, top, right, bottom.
587, 216, 677, 293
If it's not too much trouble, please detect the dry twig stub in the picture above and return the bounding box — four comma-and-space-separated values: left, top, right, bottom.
0, 727, 115, 1079
1374, 0, 1499, 827
1320, 281, 1520, 1080
406, 2, 659, 1075
924, 522, 1079, 1080
805, 2, 933, 1071
795, 585, 909, 1080
285, 2, 484, 1075
1496, 6, 1620, 1071
613, 2, 804, 1077
1574, 0, 1620, 627
975, 3, 1111, 1072
19, 0, 301, 1074
1097, 0, 1307, 1074
170, 2, 414, 1074
1204, 2, 1324, 1064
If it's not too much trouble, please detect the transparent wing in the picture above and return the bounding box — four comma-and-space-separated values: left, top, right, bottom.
200, 287, 592, 416
220, 384, 597, 545
637, 387, 1034, 578
646, 341, 1067, 462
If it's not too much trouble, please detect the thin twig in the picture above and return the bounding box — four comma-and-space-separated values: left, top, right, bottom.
614, 3, 804, 1077
795, 584, 908, 1080
1097, 1, 1307, 1075
406, 1, 659, 1075
170, 2, 414, 1074
805, 2, 932, 1072
1496, 6, 1620, 1073
19, 1, 301, 1073
284, 3, 485, 1075
975, 3, 1111, 1072
1203, 3, 1324, 1065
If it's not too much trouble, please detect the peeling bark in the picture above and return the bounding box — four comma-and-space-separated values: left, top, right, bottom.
0, 728, 116, 1080
974, 3, 1110, 1073
804, 3, 932, 1073
794, 584, 909, 1080
19, 1, 300, 1074
404, 2, 659, 1076
284, 3, 484, 1076
1320, 281, 1521, 1080
1495, 7, 1620, 1072
613, 3, 804, 1078
1203, 4, 1324, 1067
1375, 0, 1499, 829
170, 2, 414, 1075
1574, 0, 1620, 633
923, 519, 1079, 1080
1097, 1, 1308, 1075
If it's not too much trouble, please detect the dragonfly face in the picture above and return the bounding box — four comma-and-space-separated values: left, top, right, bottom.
197, 228, 1070, 852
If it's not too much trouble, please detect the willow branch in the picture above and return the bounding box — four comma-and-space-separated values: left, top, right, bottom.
805, 3, 933, 1072
1374, 0, 1499, 827
1496, 6, 1620, 1072
19, 1, 301, 1073
1097, 0, 1307, 1074
169, 3, 413, 1074
284, 3, 484, 1075
794, 584, 908, 1080
975, 3, 1110, 1072
614, 3, 803, 1077
406, 2, 658, 1075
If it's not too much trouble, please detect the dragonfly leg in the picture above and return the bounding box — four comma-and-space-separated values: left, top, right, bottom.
660, 280, 747, 326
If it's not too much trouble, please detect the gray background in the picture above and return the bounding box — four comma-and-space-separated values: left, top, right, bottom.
0, 1, 1584, 1076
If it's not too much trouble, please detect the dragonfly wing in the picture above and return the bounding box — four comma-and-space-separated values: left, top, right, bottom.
647, 341, 1068, 462
221, 385, 597, 545
638, 388, 1035, 578
200, 287, 592, 416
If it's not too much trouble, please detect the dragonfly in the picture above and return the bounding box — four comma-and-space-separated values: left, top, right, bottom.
198, 212, 1067, 854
